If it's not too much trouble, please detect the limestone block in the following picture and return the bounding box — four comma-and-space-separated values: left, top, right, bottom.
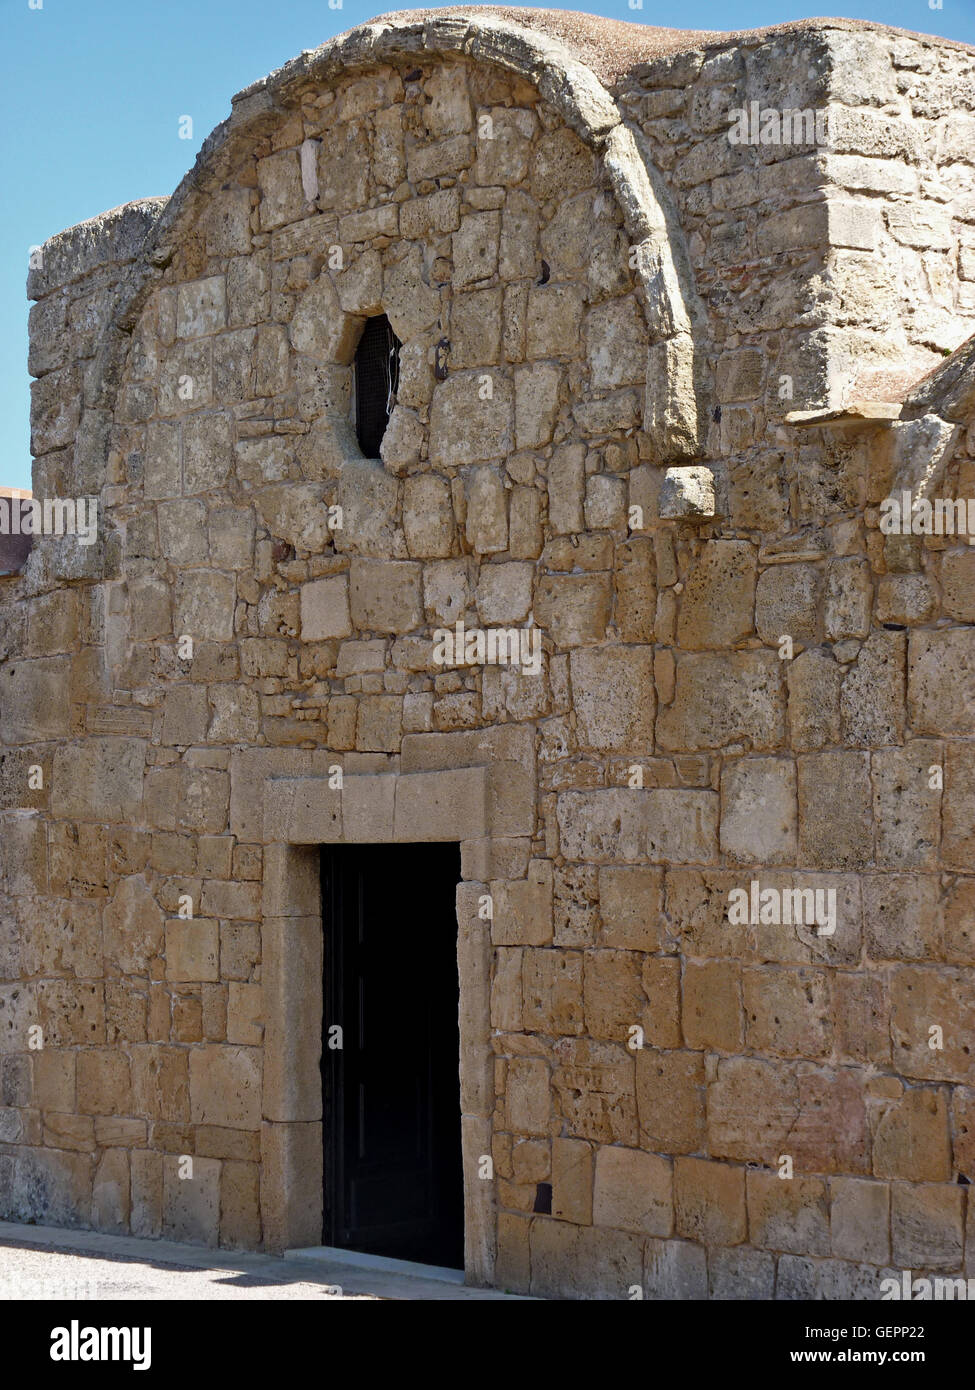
453, 211, 500, 286
675, 1155, 746, 1246
383, 244, 440, 339
475, 107, 534, 184
173, 572, 235, 643
535, 574, 610, 648
891, 1184, 964, 1270
257, 149, 304, 229
220, 1158, 261, 1248
644, 789, 718, 864
342, 774, 395, 843
103, 874, 164, 975
475, 562, 533, 624
300, 575, 352, 641
165, 919, 219, 983
598, 866, 665, 950
708, 1056, 798, 1163
593, 1145, 673, 1237
830, 1176, 890, 1265
746, 1170, 830, 1256
262, 1120, 322, 1252
875, 573, 937, 625
582, 948, 645, 1041
505, 1056, 550, 1136
393, 767, 488, 842
403, 474, 455, 558
556, 789, 644, 862
189, 1045, 261, 1129
862, 873, 941, 961
161, 685, 209, 746
909, 629, 975, 736
262, 915, 322, 1123
91, 1148, 129, 1233
176, 277, 226, 338
797, 751, 873, 869
824, 558, 872, 640
841, 631, 906, 746
677, 540, 756, 649
570, 646, 654, 751
336, 459, 399, 550
871, 741, 941, 868
585, 297, 647, 393
183, 413, 233, 493
6, 1148, 92, 1229
755, 563, 820, 645
424, 558, 472, 625
130, 1046, 190, 1123
635, 1049, 705, 1154
941, 551, 975, 622
290, 273, 357, 363
30, 366, 81, 455
77, 1050, 131, 1117
944, 742, 975, 870
349, 558, 422, 632
552, 1037, 636, 1144
682, 959, 743, 1051
720, 757, 797, 864
492, 860, 552, 946
873, 1088, 951, 1181
428, 372, 513, 468
584, 474, 626, 531
522, 948, 583, 1036
464, 466, 508, 554
0, 657, 74, 742
657, 652, 784, 752
163, 1153, 220, 1247
743, 966, 831, 1058
514, 362, 560, 450
526, 284, 585, 359
890, 966, 975, 1083
546, 442, 586, 535
644, 1237, 708, 1300
787, 648, 842, 751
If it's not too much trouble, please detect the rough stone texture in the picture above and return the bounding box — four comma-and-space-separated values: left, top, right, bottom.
3, 6, 975, 1301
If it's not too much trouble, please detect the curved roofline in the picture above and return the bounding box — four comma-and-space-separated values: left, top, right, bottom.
55, 9, 710, 479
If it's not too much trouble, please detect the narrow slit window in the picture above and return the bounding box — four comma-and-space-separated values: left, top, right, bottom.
353, 314, 401, 458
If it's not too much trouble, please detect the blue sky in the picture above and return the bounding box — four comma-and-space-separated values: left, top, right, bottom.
1, 0, 971, 491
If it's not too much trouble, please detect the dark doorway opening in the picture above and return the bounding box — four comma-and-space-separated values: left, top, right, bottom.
353, 314, 400, 459
321, 842, 464, 1269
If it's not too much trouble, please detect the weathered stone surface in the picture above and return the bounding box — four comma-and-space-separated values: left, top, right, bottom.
8, 16, 975, 1299
677, 541, 756, 649
657, 653, 785, 752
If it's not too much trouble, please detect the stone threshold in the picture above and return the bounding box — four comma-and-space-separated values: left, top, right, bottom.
0, 1221, 529, 1301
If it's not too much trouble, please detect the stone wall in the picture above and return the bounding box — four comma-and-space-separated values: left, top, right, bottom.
2, 10, 975, 1299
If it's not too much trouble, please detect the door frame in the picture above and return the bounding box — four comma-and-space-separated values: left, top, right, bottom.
254, 759, 534, 1288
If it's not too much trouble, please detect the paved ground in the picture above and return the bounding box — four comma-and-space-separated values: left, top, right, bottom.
0, 1235, 373, 1301
0, 1222, 526, 1300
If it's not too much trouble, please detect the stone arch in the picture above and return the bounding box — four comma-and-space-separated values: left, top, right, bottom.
75, 10, 709, 509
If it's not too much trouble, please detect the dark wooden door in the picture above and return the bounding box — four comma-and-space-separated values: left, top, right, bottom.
321, 842, 464, 1268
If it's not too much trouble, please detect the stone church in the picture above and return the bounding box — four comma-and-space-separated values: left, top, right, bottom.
2, 6, 975, 1299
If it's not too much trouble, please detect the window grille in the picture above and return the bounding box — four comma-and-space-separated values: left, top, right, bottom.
353, 314, 401, 458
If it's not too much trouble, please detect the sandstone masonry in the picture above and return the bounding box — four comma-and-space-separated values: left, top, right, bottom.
2, 7, 975, 1299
